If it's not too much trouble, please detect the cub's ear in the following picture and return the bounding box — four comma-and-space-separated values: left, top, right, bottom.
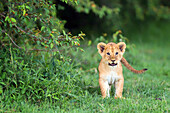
97, 42, 106, 55
117, 42, 126, 53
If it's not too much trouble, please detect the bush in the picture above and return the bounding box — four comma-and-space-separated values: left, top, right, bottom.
0, 0, 85, 105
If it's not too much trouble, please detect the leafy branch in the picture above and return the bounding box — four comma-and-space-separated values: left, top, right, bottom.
1, 30, 60, 52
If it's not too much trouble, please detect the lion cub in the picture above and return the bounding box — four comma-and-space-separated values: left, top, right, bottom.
97, 42, 147, 98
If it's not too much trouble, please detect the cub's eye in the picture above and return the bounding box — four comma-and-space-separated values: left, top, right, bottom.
115, 52, 118, 55
107, 52, 110, 55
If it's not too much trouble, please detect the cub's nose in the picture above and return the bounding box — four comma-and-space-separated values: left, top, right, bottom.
111, 60, 115, 63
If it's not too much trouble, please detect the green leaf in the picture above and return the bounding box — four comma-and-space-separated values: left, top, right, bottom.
84, 8, 89, 13
26, 6, 30, 10
78, 47, 84, 52
50, 43, 54, 49
54, 52, 57, 55
8, 70, 14, 74
53, 96, 59, 100
66, 35, 69, 41
75, 1, 78, 5
0, 85, 2, 94
21, 88, 26, 94
34, 17, 37, 21
0, 82, 6, 86
19, 80, 25, 85
63, 30, 66, 35
41, 26, 45, 31
23, 9, 26, 16
55, 40, 59, 45
80, 48, 84, 52
88, 40, 92, 46
5, 16, 9, 21
52, 29, 57, 31
41, 42, 45, 46
12, 79, 17, 87
37, 41, 40, 45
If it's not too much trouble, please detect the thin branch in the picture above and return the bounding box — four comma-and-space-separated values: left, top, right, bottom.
14, 24, 45, 39
0, 13, 6, 18
14, 25, 68, 41
1, 30, 62, 52
1, 13, 67, 41
1, 14, 73, 52
28, 48, 63, 52
2, 30, 23, 49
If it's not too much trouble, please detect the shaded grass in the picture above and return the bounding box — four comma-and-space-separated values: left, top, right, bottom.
1, 21, 169, 112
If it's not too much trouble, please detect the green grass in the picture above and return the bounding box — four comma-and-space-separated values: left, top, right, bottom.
1, 21, 169, 112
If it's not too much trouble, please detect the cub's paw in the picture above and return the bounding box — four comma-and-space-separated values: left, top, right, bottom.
114, 96, 126, 99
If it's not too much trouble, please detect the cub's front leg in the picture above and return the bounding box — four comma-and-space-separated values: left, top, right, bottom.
114, 77, 124, 99
99, 78, 111, 98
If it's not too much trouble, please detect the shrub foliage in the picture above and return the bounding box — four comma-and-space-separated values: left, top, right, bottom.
0, 0, 84, 104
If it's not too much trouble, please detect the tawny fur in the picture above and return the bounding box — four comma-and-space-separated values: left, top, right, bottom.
97, 42, 147, 98
121, 57, 147, 74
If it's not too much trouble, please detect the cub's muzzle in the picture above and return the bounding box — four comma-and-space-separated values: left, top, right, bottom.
108, 63, 117, 66
108, 60, 117, 66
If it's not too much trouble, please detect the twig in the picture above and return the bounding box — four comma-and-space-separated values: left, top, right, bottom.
28, 48, 63, 52
2, 30, 23, 49
14, 24, 48, 39
0, 13, 6, 18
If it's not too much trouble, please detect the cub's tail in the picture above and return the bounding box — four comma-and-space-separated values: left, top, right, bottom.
121, 57, 148, 74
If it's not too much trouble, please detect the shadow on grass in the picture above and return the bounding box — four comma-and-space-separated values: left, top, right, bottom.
83, 85, 120, 97
83, 85, 101, 95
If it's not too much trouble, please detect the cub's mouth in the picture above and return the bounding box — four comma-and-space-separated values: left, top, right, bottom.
108, 63, 117, 66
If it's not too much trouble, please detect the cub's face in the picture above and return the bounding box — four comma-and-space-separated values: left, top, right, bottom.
97, 42, 126, 66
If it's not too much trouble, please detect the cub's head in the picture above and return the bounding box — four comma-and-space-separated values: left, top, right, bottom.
97, 42, 126, 66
